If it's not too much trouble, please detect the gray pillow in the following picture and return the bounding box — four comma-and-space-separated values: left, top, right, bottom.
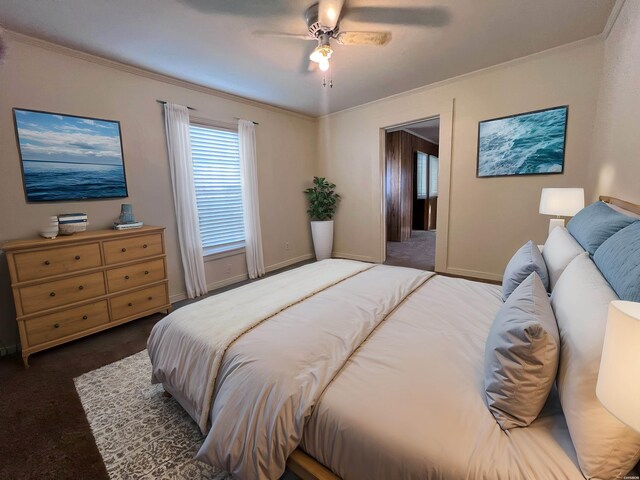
567, 201, 637, 255
484, 272, 559, 429
593, 222, 640, 302
502, 240, 549, 300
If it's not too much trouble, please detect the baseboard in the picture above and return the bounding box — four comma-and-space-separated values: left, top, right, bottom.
444, 267, 503, 283
332, 252, 378, 263
169, 274, 247, 303
0, 343, 20, 357
168, 254, 315, 304
265, 253, 315, 273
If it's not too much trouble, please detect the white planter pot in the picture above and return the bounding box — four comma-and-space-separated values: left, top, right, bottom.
310, 220, 334, 261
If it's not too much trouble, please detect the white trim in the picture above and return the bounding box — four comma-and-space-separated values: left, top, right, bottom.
203, 247, 245, 262
169, 254, 314, 303
190, 116, 238, 132
444, 267, 503, 283
332, 252, 378, 263
603, 0, 626, 39
319, 35, 602, 120
265, 253, 315, 273
3, 29, 314, 120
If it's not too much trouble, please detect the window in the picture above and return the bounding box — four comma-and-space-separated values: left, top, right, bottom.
416, 152, 427, 200
429, 155, 439, 198
189, 124, 244, 255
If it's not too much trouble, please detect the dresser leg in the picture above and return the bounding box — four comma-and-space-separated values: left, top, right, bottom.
22, 355, 30, 368
165, 307, 173, 315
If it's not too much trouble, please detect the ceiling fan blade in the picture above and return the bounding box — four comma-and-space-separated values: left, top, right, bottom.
318, 0, 344, 30
253, 31, 314, 40
342, 6, 451, 27
336, 31, 391, 46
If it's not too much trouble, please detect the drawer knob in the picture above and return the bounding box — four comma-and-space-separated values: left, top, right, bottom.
75, 255, 81, 260
82, 315, 88, 320
78, 285, 84, 291
125, 275, 130, 280
50, 292, 56, 297
148, 296, 153, 301
121, 248, 127, 252
143, 244, 148, 249
144, 271, 149, 275
44, 260, 50, 266
128, 302, 133, 307
54, 323, 60, 328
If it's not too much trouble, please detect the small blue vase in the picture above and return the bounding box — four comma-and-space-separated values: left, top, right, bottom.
118, 204, 135, 224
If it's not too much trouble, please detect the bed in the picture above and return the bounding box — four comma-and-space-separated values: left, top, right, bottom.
147, 196, 640, 480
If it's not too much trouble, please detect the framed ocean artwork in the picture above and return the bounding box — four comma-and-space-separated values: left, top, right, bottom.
13, 108, 128, 202
476, 105, 568, 178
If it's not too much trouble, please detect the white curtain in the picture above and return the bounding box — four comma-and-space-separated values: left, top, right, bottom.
238, 119, 265, 279
164, 103, 207, 298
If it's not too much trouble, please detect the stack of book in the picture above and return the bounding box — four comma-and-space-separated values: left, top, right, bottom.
113, 221, 144, 230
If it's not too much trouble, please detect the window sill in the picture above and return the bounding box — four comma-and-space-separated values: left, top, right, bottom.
203, 246, 246, 262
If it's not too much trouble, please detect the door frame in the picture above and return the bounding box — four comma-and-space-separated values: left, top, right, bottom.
379, 98, 454, 273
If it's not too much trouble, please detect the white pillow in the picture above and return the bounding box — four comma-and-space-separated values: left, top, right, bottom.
551, 253, 640, 479
542, 227, 584, 290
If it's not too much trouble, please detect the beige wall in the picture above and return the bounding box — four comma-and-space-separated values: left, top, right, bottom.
0, 35, 317, 350
588, 0, 640, 204
318, 39, 604, 281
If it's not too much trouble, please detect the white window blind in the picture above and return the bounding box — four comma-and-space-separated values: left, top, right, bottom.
429, 155, 439, 198
416, 152, 427, 200
189, 124, 245, 255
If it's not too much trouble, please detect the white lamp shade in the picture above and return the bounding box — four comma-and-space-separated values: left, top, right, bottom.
539, 188, 585, 216
596, 301, 640, 432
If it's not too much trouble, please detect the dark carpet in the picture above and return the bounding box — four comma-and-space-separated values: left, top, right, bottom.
385, 230, 436, 271
0, 313, 161, 480
0, 261, 312, 480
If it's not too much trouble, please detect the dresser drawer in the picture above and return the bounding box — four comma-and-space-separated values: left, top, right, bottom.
25, 300, 109, 347
103, 233, 163, 265
106, 258, 166, 293
110, 283, 168, 321
19, 272, 106, 315
13, 243, 102, 282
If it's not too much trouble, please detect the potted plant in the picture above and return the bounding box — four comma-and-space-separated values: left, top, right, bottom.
304, 176, 341, 261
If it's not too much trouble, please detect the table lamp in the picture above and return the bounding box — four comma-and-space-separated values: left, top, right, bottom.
539, 188, 585, 234
596, 301, 640, 433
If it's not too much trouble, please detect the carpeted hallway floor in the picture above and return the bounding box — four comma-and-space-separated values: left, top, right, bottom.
385, 230, 436, 271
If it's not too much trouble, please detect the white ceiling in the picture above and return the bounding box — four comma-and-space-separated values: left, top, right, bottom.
405, 118, 440, 144
0, 0, 615, 116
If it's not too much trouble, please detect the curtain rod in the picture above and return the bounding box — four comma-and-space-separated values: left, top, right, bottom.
233, 117, 259, 125
156, 100, 258, 125
156, 99, 196, 110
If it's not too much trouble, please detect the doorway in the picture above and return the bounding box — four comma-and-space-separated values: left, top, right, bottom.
384, 117, 440, 271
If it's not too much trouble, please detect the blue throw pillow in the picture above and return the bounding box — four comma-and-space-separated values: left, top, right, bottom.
567, 201, 637, 255
593, 222, 640, 302
502, 240, 549, 300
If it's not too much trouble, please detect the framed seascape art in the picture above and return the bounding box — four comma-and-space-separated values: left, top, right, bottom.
476, 105, 568, 178
13, 108, 128, 202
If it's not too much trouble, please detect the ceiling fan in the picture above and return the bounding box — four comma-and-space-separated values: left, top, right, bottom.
255, 0, 392, 73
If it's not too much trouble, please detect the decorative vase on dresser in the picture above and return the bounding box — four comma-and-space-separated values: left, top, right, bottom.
1, 226, 171, 367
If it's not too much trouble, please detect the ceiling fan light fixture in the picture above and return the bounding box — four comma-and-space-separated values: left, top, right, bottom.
319, 58, 330, 71
309, 44, 333, 63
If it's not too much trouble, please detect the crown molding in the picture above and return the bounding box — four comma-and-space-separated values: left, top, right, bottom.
603, 0, 626, 39
319, 34, 603, 120
3, 29, 315, 121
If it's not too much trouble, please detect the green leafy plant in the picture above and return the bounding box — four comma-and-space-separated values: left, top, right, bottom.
303, 176, 341, 221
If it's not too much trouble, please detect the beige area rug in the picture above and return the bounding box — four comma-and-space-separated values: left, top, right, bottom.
74, 350, 229, 480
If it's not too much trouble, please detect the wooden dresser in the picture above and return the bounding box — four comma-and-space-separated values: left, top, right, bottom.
2, 226, 171, 367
